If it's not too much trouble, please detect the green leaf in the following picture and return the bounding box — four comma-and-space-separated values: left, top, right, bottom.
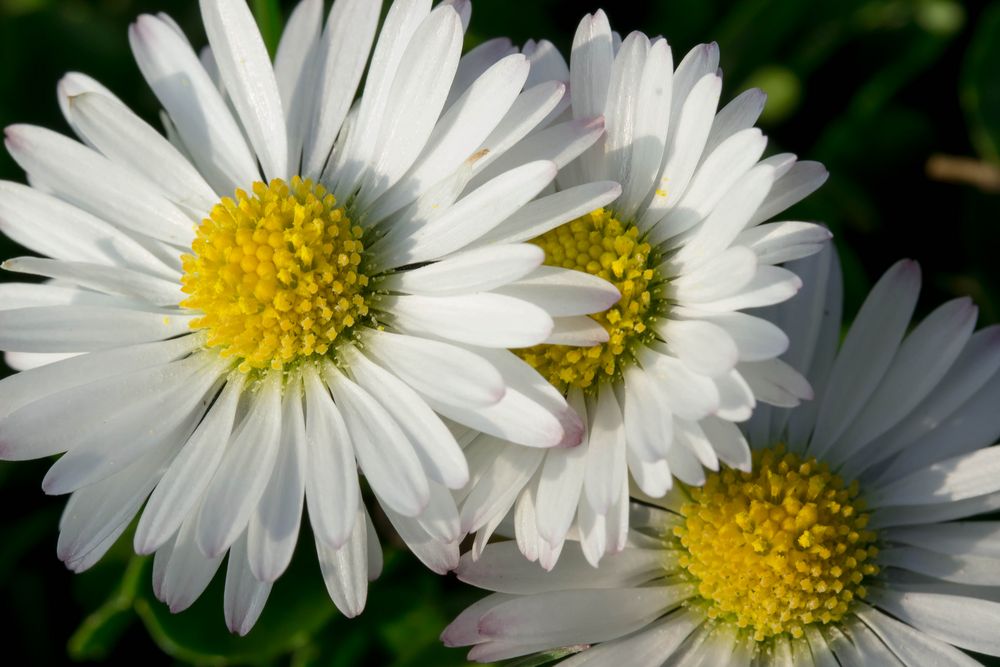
134, 539, 336, 666
962, 1, 1000, 163
252, 0, 284, 58
67, 556, 146, 661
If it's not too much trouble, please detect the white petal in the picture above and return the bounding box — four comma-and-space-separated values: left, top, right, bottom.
156, 512, 224, 612
200, 0, 287, 181
197, 374, 283, 557
446, 38, 515, 109
543, 316, 610, 346
224, 534, 272, 636
3, 257, 183, 306
735, 221, 832, 265
343, 347, 468, 489
656, 318, 738, 378
425, 347, 581, 449
355, 5, 464, 204
700, 311, 789, 362
638, 346, 721, 421
361, 329, 505, 410
750, 160, 829, 225
135, 375, 244, 554
0, 334, 200, 423
690, 265, 802, 312
383, 292, 553, 348
4, 125, 194, 245
300, 0, 380, 179
570, 12, 613, 121
738, 358, 812, 407
870, 446, 1000, 507
68, 93, 217, 214
623, 364, 674, 465
385, 244, 543, 296
381, 160, 558, 267
855, 604, 983, 667
382, 503, 460, 574
584, 387, 627, 514
323, 363, 430, 517
494, 265, 621, 318
560, 610, 704, 667
834, 297, 978, 470
871, 588, 1000, 656
273, 0, 322, 172
879, 545, 1000, 585
667, 246, 758, 304
302, 365, 359, 549
703, 87, 767, 156
0, 181, 172, 275
460, 436, 544, 533
473, 181, 622, 248
368, 51, 529, 220
648, 127, 767, 242
0, 305, 196, 353
329, 0, 431, 196
129, 14, 258, 192
247, 377, 307, 582
808, 259, 921, 459
535, 391, 589, 546
317, 505, 370, 617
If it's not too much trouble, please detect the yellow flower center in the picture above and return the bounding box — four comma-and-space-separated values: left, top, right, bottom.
673, 446, 880, 642
181, 177, 371, 373
514, 209, 661, 391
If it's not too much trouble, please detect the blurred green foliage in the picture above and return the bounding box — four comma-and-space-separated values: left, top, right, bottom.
1, 0, 999, 665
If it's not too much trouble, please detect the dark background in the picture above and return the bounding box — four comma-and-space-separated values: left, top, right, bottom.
1, 0, 998, 664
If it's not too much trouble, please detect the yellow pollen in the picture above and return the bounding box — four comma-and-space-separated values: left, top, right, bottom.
514, 208, 660, 390
180, 177, 370, 373
673, 446, 879, 642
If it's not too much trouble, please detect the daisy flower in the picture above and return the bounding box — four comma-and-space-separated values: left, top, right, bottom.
455, 10, 830, 569
443, 244, 1000, 665
0, 0, 622, 634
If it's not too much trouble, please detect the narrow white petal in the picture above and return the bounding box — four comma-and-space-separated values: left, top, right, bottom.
157, 513, 224, 613
3, 257, 183, 306
544, 316, 610, 346
735, 221, 832, 265
656, 318, 738, 378
494, 265, 621, 318
382, 503, 460, 574
739, 358, 813, 408
584, 388, 627, 514
382, 293, 553, 348
0, 305, 196, 353
668, 246, 758, 304
460, 436, 544, 533
638, 346, 721, 421
535, 391, 589, 546
808, 260, 921, 459
224, 534, 273, 636
385, 244, 543, 296
750, 160, 829, 225
703, 87, 767, 156
343, 347, 468, 489
362, 329, 505, 409
879, 545, 1000, 585
300, 0, 380, 179
273, 0, 322, 172
700, 311, 789, 362
301, 365, 359, 549
871, 589, 1000, 656
570, 11, 613, 121
247, 377, 307, 582
870, 446, 1000, 507
691, 265, 802, 312
197, 374, 283, 557
4, 124, 194, 245
68, 93, 217, 214
200, 0, 287, 181
474, 181, 622, 248
317, 505, 370, 617
129, 14, 258, 192
855, 604, 982, 667
135, 376, 244, 554
324, 363, 430, 517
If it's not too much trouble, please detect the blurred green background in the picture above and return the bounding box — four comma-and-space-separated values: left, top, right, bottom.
1, 0, 999, 664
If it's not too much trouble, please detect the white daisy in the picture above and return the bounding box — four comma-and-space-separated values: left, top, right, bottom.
443, 244, 1000, 665
455, 10, 830, 569
0, 0, 623, 634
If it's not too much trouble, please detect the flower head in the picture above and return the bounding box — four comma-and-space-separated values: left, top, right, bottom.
0, 0, 623, 634
457, 10, 830, 569
445, 245, 1000, 665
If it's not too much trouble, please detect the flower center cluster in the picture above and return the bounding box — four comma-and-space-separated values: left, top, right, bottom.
673, 446, 879, 642
181, 177, 371, 373
514, 209, 661, 391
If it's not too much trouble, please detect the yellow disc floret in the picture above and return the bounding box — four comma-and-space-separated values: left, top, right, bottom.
181, 177, 370, 373
515, 209, 661, 391
673, 446, 879, 642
